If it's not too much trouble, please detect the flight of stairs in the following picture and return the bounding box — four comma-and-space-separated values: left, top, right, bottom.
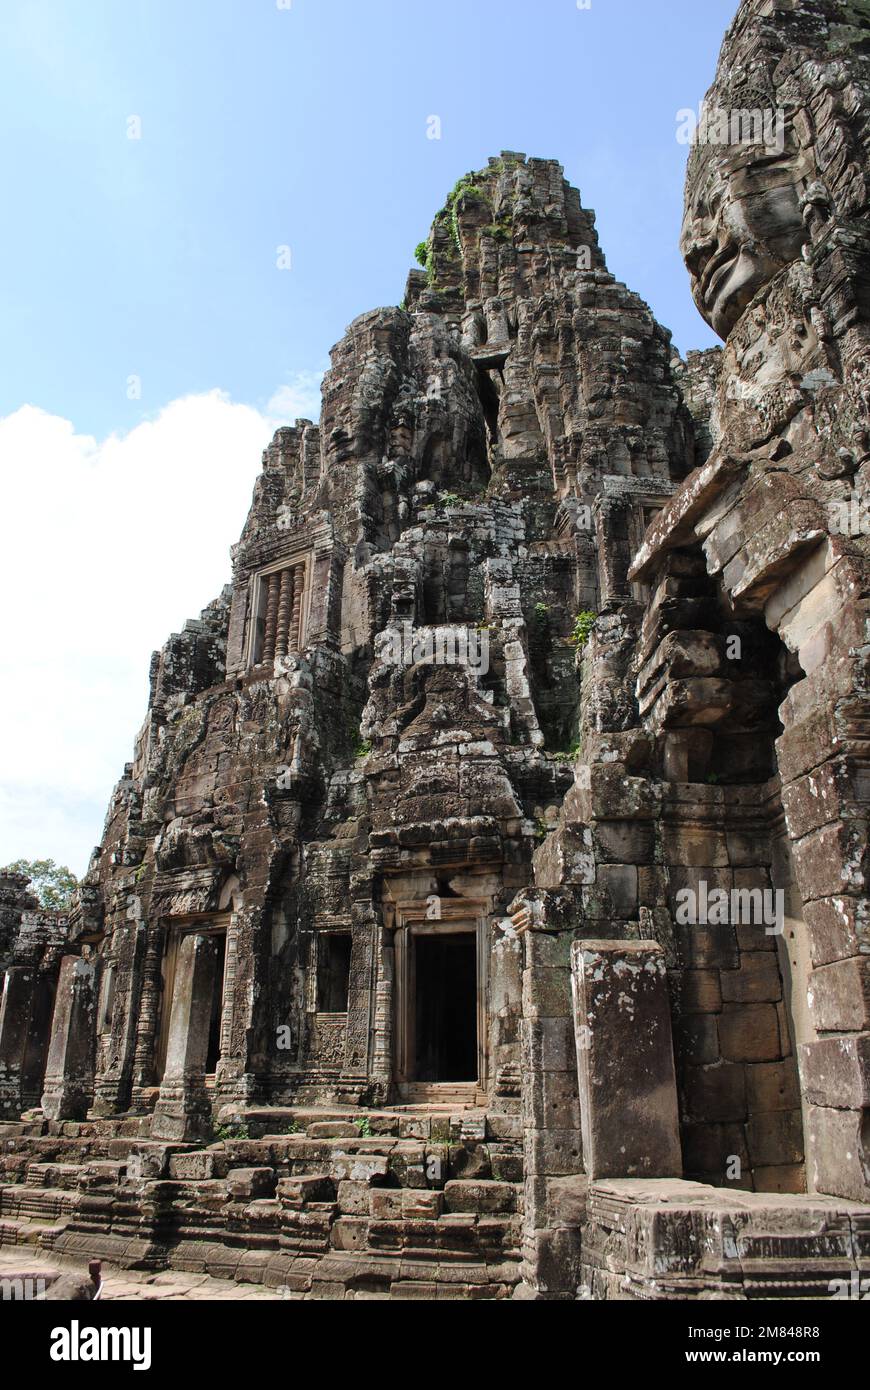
0, 1106, 524, 1299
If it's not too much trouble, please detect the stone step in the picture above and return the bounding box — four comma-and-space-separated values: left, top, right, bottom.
223, 1103, 517, 1143
309, 1251, 520, 1298
398, 1084, 486, 1107
25, 1162, 82, 1190
0, 1184, 77, 1225
0, 1215, 68, 1249
339, 1213, 520, 1261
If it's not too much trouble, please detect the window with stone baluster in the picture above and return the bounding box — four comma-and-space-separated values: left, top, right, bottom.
247, 554, 310, 670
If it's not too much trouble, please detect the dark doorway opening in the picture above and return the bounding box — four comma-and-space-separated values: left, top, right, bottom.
20, 977, 56, 1108
205, 932, 227, 1075
318, 933, 352, 1013
413, 933, 477, 1082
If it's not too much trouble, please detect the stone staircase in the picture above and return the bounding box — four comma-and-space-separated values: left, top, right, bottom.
0, 1106, 524, 1299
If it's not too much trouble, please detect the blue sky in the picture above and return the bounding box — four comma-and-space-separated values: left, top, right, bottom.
0, 0, 737, 875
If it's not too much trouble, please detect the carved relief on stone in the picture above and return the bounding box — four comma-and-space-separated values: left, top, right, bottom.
247, 555, 310, 670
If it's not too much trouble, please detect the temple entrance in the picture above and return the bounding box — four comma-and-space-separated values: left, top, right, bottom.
393, 912, 485, 1098
156, 920, 228, 1084
413, 933, 477, 1082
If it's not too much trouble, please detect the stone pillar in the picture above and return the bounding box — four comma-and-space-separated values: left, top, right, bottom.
261, 571, 280, 666
512, 891, 584, 1301
571, 939, 682, 1179
0, 966, 37, 1116
151, 933, 220, 1140
274, 566, 294, 658
289, 562, 305, 652
41, 956, 97, 1121
129, 924, 165, 1108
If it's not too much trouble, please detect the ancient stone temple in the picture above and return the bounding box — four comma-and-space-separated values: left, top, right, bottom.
1, 0, 868, 1300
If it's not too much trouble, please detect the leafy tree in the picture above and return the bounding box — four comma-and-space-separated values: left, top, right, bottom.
1, 859, 78, 911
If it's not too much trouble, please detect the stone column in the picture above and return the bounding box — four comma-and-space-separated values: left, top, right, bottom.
151, 933, 220, 1140
512, 890, 584, 1302
0, 966, 36, 1116
571, 939, 682, 1179
274, 566, 294, 658
261, 571, 280, 666
41, 956, 97, 1121
128, 924, 165, 1107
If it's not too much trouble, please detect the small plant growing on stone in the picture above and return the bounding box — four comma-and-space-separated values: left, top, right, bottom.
482, 222, 511, 244
443, 174, 490, 250
214, 1122, 250, 1141
570, 611, 597, 649
437, 491, 463, 509
414, 241, 429, 270
354, 737, 373, 759
354, 1117, 373, 1138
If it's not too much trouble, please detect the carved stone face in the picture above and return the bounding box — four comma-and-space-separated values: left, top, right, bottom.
389, 422, 413, 457
681, 140, 809, 340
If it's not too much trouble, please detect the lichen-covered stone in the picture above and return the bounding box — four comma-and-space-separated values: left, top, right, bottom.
2, 0, 869, 1303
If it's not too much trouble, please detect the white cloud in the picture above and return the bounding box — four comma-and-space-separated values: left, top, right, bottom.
0, 377, 323, 878
266, 369, 325, 422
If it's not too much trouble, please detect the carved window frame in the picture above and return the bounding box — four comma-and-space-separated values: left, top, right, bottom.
245, 549, 312, 671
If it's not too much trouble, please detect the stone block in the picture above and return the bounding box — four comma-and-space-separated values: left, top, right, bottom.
226, 1167, 276, 1200
720, 953, 783, 1004
718, 1004, 781, 1062
571, 940, 681, 1179
168, 1152, 215, 1180
746, 1059, 801, 1114
677, 924, 739, 970
679, 969, 723, 1013
753, 1165, 806, 1194
806, 1106, 870, 1204
522, 965, 572, 1020
673, 1014, 720, 1066
681, 1122, 749, 1177
804, 895, 868, 967
746, 1109, 804, 1167
596, 864, 638, 915
331, 1217, 370, 1252
799, 1034, 870, 1110
522, 1127, 582, 1177
683, 1061, 747, 1123
336, 1180, 369, 1215
591, 820, 655, 865
809, 956, 870, 1032
443, 1180, 516, 1214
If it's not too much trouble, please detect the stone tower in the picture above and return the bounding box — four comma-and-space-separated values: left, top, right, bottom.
1, 0, 868, 1302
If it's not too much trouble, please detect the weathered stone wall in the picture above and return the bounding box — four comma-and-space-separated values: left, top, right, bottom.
3, 0, 869, 1304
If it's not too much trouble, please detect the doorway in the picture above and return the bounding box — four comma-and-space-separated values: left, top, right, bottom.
156, 920, 228, 1083
412, 932, 478, 1083
205, 931, 227, 1076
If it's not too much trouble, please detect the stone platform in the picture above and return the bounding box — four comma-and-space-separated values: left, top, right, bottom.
580, 1179, 870, 1301
0, 1105, 523, 1300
